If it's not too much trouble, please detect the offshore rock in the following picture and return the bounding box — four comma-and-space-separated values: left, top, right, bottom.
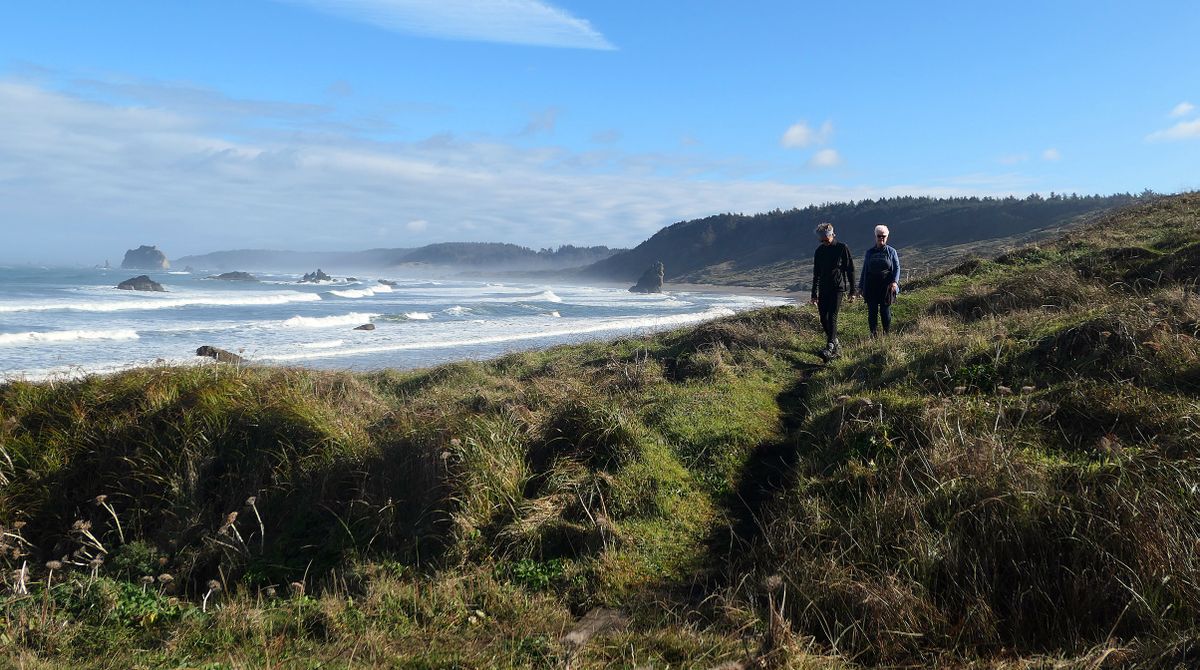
196, 346, 244, 364
353, 323, 376, 331
116, 275, 166, 292
299, 269, 332, 283
628, 261, 665, 293
208, 271, 258, 281
121, 245, 170, 270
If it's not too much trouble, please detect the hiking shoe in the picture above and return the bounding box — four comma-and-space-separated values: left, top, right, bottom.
831, 338, 841, 354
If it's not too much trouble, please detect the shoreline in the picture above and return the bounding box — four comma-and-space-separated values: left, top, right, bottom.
664, 282, 797, 299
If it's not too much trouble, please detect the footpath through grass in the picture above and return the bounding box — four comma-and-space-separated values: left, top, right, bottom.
2, 193, 1200, 668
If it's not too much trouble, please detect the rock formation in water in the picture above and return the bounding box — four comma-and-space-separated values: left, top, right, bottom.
300, 269, 332, 283
121, 245, 170, 270
116, 275, 166, 292
354, 323, 376, 331
628, 261, 665, 294
208, 271, 258, 281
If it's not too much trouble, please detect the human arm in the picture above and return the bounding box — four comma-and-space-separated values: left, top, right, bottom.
844, 245, 856, 299
889, 247, 901, 294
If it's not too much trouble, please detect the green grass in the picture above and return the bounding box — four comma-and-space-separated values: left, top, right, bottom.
2, 193, 1200, 668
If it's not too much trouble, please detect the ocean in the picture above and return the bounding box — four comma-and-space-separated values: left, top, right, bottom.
0, 266, 790, 381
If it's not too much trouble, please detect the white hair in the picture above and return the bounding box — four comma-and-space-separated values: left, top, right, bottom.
874, 225, 890, 237
815, 222, 834, 237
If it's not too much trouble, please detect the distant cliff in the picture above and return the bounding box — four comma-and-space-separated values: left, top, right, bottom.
121, 245, 170, 270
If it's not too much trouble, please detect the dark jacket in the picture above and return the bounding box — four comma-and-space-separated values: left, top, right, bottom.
811, 241, 856, 300
858, 244, 901, 304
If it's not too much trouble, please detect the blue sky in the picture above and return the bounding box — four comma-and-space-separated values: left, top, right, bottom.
1, 1, 1197, 262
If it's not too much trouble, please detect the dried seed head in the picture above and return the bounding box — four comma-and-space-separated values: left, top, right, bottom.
158, 556, 168, 566
290, 581, 305, 596
953, 386, 967, 395
206, 580, 223, 593
72, 519, 92, 532
12, 521, 25, 530
140, 575, 155, 585
763, 574, 785, 593
996, 385, 1013, 395
157, 573, 174, 584
94, 495, 108, 505
225, 512, 238, 525
264, 586, 277, 598
245, 496, 257, 506
45, 560, 63, 571
1020, 385, 1035, 394
89, 558, 104, 569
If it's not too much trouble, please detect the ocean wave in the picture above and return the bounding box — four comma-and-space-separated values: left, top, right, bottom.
0, 329, 140, 347
328, 287, 389, 298
443, 305, 471, 315
259, 307, 738, 362
280, 312, 379, 329
404, 312, 432, 320
0, 292, 322, 313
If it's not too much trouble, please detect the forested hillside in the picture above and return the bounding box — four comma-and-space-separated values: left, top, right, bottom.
584, 193, 1140, 288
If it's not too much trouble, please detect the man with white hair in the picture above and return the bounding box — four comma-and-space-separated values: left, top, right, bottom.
810, 222, 856, 357
859, 224, 901, 336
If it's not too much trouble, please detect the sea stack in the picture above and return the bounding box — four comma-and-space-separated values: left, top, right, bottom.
629, 261, 665, 294
117, 275, 166, 292
121, 245, 170, 270
300, 269, 332, 283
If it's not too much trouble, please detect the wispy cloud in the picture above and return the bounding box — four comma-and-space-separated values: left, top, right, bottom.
520, 106, 560, 136
0, 78, 1016, 263
1169, 101, 1195, 118
808, 148, 842, 168
1042, 148, 1061, 161
998, 153, 1029, 166
1147, 118, 1200, 142
780, 120, 833, 149
276, 0, 615, 50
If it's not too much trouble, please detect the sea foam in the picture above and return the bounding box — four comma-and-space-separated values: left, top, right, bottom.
280, 312, 380, 329
0, 329, 140, 347
0, 292, 322, 313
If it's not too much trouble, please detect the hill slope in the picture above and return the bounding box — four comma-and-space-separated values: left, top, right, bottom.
2, 193, 1198, 668
584, 193, 1139, 288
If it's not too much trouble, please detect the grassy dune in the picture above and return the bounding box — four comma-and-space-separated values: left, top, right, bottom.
2, 194, 1199, 668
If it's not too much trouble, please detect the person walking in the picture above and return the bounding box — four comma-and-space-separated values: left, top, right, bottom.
810, 222, 855, 357
859, 224, 901, 336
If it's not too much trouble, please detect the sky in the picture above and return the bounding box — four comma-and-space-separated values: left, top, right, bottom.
1, 1, 1198, 263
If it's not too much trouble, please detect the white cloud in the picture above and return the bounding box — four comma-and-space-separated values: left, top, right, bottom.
1147, 118, 1200, 142
0, 78, 1016, 263
1170, 101, 1195, 118
276, 0, 614, 50
998, 153, 1029, 165
781, 120, 833, 149
808, 148, 842, 168
1042, 148, 1061, 161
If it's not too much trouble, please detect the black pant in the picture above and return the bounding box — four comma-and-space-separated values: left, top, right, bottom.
868, 301, 891, 335
817, 291, 842, 344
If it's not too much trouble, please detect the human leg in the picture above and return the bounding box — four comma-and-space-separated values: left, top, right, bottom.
880, 303, 892, 334
867, 301, 879, 336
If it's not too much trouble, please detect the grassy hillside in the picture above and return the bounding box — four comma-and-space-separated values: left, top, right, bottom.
584, 193, 1139, 289
2, 193, 1199, 668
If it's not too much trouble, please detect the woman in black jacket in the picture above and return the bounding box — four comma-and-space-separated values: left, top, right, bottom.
810, 222, 855, 356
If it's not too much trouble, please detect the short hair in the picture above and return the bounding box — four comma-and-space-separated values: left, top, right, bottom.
815, 222, 835, 237
874, 224, 890, 237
